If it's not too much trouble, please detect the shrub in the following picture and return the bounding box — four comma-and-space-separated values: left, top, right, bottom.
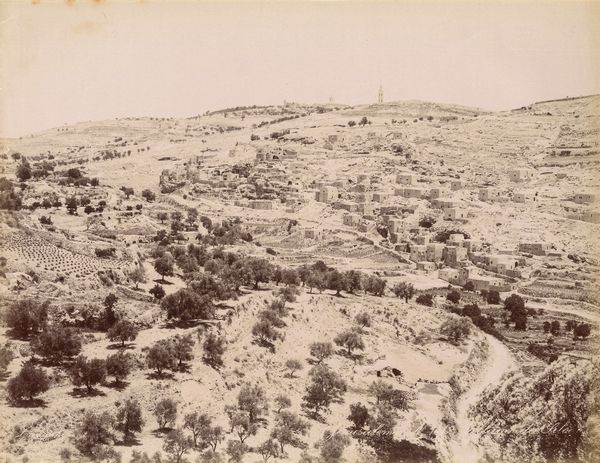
171, 334, 195, 369
7, 362, 49, 404
203, 332, 226, 367
415, 294, 433, 306
486, 290, 501, 304
252, 319, 282, 344
149, 283, 166, 301
574, 323, 591, 340
446, 290, 461, 304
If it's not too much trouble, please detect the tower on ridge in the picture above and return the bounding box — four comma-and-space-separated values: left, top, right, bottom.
378, 85, 383, 104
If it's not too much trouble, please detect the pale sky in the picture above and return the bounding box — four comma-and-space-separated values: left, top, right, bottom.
1, 0, 599, 137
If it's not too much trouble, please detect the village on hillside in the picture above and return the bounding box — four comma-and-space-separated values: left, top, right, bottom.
0, 94, 598, 463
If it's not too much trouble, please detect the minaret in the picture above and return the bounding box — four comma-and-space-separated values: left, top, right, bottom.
378, 85, 383, 104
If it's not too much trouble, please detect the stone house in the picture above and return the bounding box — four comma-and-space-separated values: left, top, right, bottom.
573, 193, 596, 204
443, 246, 468, 267
444, 208, 468, 221
450, 180, 462, 191
518, 242, 548, 256
410, 245, 427, 263
438, 267, 469, 286
316, 186, 339, 203
426, 243, 445, 262
396, 173, 416, 185
508, 169, 532, 182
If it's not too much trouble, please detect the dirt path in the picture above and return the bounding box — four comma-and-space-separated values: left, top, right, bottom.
446, 334, 516, 463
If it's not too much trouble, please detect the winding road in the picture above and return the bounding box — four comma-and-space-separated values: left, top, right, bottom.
445, 334, 516, 463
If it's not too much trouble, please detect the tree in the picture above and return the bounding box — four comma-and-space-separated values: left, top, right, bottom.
303, 364, 347, 413
306, 272, 326, 294
504, 294, 525, 312
171, 334, 195, 369
440, 314, 471, 343
327, 270, 346, 296
464, 281, 475, 292
348, 402, 371, 431
107, 320, 138, 347
359, 116, 369, 126
258, 439, 280, 462
355, 312, 371, 328
225, 440, 249, 463
203, 332, 226, 367
334, 330, 365, 356
392, 282, 415, 302
285, 359, 303, 378
187, 207, 199, 225
154, 253, 174, 283
163, 428, 193, 463
363, 274, 386, 296
103, 293, 119, 329
318, 430, 350, 462
7, 362, 49, 404
574, 323, 591, 340
183, 411, 212, 448
202, 423, 224, 453
66, 196, 78, 214
106, 352, 132, 385
237, 383, 268, 423
157, 212, 169, 224
243, 257, 273, 290
32, 325, 81, 363
446, 290, 461, 304
550, 320, 561, 336
5, 299, 48, 338
121, 187, 135, 199
154, 398, 177, 430
115, 398, 144, 441
16, 159, 32, 181
309, 342, 334, 364
344, 270, 363, 294
128, 265, 146, 289
348, 120, 356, 127
274, 394, 292, 414
70, 356, 107, 394
0, 343, 14, 375
543, 321, 551, 333
73, 411, 116, 459
142, 189, 156, 202
149, 283, 166, 301
415, 294, 433, 306
161, 289, 215, 322
146, 340, 177, 377
271, 410, 310, 453
487, 290, 501, 304
229, 410, 259, 443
